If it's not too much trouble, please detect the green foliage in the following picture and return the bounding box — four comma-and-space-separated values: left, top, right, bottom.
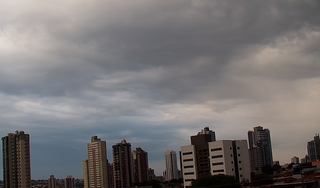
191, 174, 241, 188
134, 180, 162, 188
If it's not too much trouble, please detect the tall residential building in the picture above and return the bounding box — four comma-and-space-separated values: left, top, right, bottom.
307, 134, 320, 162
181, 138, 251, 188
132, 147, 149, 183
291, 156, 299, 164
189, 127, 216, 178
148, 168, 155, 180
2, 131, 31, 188
83, 160, 89, 188
107, 161, 114, 188
65, 175, 75, 188
84, 136, 108, 188
48, 175, 56, 188
113, 139, 133, 188
164, 150, 179, 181
248, 126, 273, 172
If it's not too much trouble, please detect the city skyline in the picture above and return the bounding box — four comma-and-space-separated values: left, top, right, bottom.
0, 0, 320, 179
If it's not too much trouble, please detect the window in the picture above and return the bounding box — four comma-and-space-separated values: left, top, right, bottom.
183, 152, 193, 155
239, 161, 241, 163
185, 179, 195, 182
184, 172, 194, 175
231, 161, 233, 164
230, 147, 232, 150
211, 155, 223, 159
240, 175, 243, 177
240, 168, 242, 170
237, 147, 240, 149
232, 168, 234, 171
183, 158, 193, 162
212, 169, 224, 173
212, 162, 223, 166
184, 165, 194, 169
211, 147, 222, 152
231, 154, 233, 157
238, 154, 240, 156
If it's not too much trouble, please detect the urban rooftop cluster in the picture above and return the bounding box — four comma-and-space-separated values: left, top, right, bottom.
1, 127, 320, 188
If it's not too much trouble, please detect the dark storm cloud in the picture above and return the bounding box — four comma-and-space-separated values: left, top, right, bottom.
0, 0, 320, 178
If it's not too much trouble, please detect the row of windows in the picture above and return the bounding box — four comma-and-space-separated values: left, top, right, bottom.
211, 147, 222, 152
212, 169, 224, 173
183, 152, 193, 155
184, 165, 194, 169
184, 172, 194, 175
212, 162, 223, 166
183, 158, 193, 162
211, 155, 223, 159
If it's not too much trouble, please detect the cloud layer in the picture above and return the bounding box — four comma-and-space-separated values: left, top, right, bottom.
0, 0, 319, 179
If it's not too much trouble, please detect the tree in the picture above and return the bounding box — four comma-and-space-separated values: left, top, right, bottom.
134, 180, 162, 188
191, 174, 241, 188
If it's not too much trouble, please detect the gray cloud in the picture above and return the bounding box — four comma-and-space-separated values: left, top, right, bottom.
0, 0, 319, 179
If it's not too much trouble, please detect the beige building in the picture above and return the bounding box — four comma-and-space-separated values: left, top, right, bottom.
84, 136, 108, 188
181, 128, 251, 188
2, 131, 31, 188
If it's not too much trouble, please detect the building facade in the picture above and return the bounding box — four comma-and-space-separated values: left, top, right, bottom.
164, 150, 179, 181
65, 175, 75, 188
48, 175, 56, 188
181, 139, 251, 188
248, 126, 273, 172
307, 134, 320, 162
113, 140, 133, 188
84, 136, 108, 188
132, 147, 149, 183
291, 156, 299, 164
2, 131, 31, 188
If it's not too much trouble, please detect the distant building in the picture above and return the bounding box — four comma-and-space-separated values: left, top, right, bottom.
148, 168, 155, 180
291, 156, 299, 164
132, 147, 149, 183
83, 160, 89, 188
64, 176, 75, 188
107, 161, 114, 188
248, 126, 273, 172
301, 158, 307, 164
164, 150, 179, 181
307, 134, 320, 162
84, 136, 108, 188
2, 131, 31, 188
113, 139, 133, 188
48, 175, 56, 188
181, 136, 251, 187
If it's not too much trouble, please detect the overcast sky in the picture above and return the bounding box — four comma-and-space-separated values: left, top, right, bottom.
0, 0, 319, 179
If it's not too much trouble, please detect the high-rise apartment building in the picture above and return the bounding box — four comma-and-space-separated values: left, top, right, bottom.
148, 168, 155, 180
48, 175, 56, 188
83, 160, 89, 188
189, 127, 216, 178
307, 134, 320, 162
164, 150, 179, 181
84, 136, 108, 188
132, 147, 149, 183
248, 126, 273, 172
291, 156, 299, 164
113, 139, 133, 188
181, 128, 251, 188
2, 131, 31, 188
65, 175, 75, 188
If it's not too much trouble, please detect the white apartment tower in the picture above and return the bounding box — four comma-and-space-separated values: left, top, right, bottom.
164, 150, 179, 181
84, 136, 108, 188
181, 128, 251, 188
